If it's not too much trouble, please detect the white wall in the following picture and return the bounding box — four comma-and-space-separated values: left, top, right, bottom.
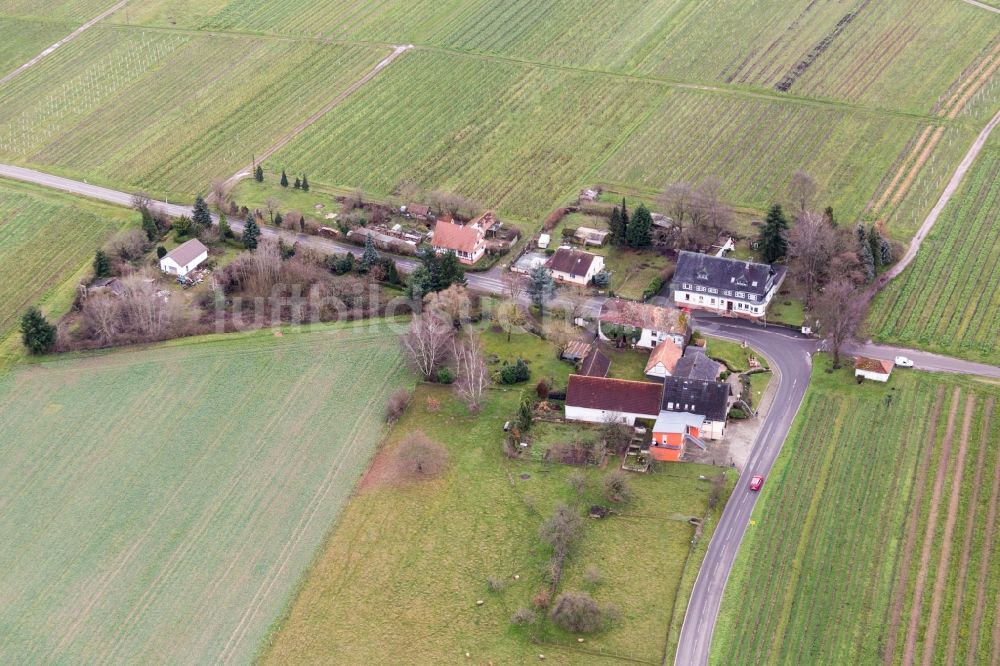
855, 369, 890, 382
565, 405, 657, 425
159, 250, 208, 277
701, 419, 725, 440
674, 290, 768, 318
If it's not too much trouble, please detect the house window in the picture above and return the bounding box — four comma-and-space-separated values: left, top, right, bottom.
695, 286, 706, 292
684, 293, 689, 301
723, 290, 732, 296
710, 298, 715, 304
682, 283, 692, 290
736, 291, 745, 298
708, 288, 718, 294
748, 294, 757, 302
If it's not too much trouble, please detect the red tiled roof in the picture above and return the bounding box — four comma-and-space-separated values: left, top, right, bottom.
470, 210, 498, 232
855, 356, 893, 374
645, 339, 683, 375
599, 298, 686, 335
432, 220, 482, 254
566, 375, 662, 416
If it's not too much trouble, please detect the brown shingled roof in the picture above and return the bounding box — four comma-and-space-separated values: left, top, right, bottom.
579, 348, 611, 377
855, 356, 893, 374
546, 247, 599, 277
566, 375, 662, 416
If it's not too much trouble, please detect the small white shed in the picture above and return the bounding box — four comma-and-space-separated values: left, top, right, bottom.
538, 233, 551, 249
160, 238, 208, 277
854, 356, 893, 382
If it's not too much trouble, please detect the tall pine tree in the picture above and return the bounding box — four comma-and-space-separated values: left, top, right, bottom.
361, 233, 379, 269
242, 214, 260, 250
192, 196, 212, 229
254, 165, 264, 182
218, 211, 232, 239
867, 225, 882, 266
20, 307, 56, 355
93, 249, 111, 278
280, 170, 289, 187
859, 240, 876, 283
760, 204, 789, 263
608, 207, 624, 246
626, 204, 653, 248
140, 207, 159, 241
301, 174, 309, 192
620, 198, 629, 246
293, 177, 301, 189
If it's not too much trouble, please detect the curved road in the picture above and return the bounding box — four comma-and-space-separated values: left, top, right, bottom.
3, 163, 999, 666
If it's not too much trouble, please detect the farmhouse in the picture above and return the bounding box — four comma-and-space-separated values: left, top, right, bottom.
671, 251, 786, 319
650, 411, 706, 462
546, 247, 605, 285
430, 211, 497, 265
673, 347, 722, 381
579, 347, 611, 377
598, 298, 689, 349
565, 375, 662, 425
660, 376, 730, 440
855, 356, 893, 382
644, 338, 683, 379
159, 238, 208, 277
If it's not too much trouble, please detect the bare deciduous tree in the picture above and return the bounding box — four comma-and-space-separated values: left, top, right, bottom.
81, 294, 121, 345
452, 337, 489, 413
658, 178, 734, 250
815, 278, 868, 368
400, 313, 454, 380
424, 284, 473, 324
396, 431, 448, 479
787, 210, 838, 304
131, 192, 152, 211
788, 170, 818, 217
210, 179, 231, 206
563, 284, 589, 322
542, 321, 579, 355
503, 270, 526, 304
265, 197, 278, 224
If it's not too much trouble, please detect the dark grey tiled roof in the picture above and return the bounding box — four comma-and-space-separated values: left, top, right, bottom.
546, 247, 599, 277
672, 251, 785, 300
579, 348, 611, 377
673, 348, 721, 381
661, 376, 730, 422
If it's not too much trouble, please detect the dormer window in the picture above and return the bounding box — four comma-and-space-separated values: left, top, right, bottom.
751, 281, 758, 287
736, 278, 747, 287
697, 268, 709, 281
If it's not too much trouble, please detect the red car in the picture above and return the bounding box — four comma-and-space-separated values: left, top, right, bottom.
749, 475, 765, 492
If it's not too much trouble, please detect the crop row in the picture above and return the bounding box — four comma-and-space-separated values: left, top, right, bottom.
0, 27, 387, 200
0, 183, 126, 336
870, 150, 1000, 364
597, 88, 919, 220
271, 49, 665, 220
0, 0, 112, 21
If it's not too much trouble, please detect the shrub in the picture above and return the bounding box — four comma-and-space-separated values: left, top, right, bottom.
591, 270, 611, 288
567, 470, 586, 496
584, 566, 602, 586
603, 469, 633, 503
385, 388, 411, 423
511, 607, 536, 626
539, 504, 582, 558
499, 358, 531, 384
425, 397, 440, 413
156, 246, 167, 259
642, 275, 665, 301
487, 575, 506, 593
536, 379, 549, 400
549, 591, 604, 633
395, 432, 448, 479
728, 407, 747, 420
531, 589, 551, 609
436, 366, 454, 384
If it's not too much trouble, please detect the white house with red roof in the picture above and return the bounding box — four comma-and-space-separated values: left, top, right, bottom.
430, 211, 497, 265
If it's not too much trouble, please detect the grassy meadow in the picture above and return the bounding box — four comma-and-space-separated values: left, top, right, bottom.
0, 26, 388, 200
262, 330, 733, 664
0, 179, 134, 361
870, 148, 1000, 366
0, 321, 407, 664
712, 357, 1000, 664
0, 18, 77, 77
0, 0, 115, 20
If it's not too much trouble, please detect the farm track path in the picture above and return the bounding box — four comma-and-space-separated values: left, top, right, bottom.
867, 105, 1000, 303
963, 0, 1000, 14
0, 0, 130, 87
221, 44, 413, 192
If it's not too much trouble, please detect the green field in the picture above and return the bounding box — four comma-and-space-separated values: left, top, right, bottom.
0, 321, 406, 664
0, 27, 387, 200
0, 18, 77, 77
0, 0, 114, 20
712, 358, 1000, 664
263, 330, 733, 664
869, 148, 1000, 365
0, 178, 133, 353
110, 0, 999, 115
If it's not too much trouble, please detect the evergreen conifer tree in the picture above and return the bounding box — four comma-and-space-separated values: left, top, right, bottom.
626, 204, 653, 248
301, 174, 309, 192
218, 211, 232, 239
93, 249, 111, 278
293, 177, 301, 189
280, 170, 289, 187
760, 204, 789, 263
361, 233, 379, 269
867, 225, 882, 266
242, 214, 260, 250
192, 196, 212, 229
608, 207, 624, 246
20, 307, 56, 355
254, 165, 264, 182
140, 207, 159, 241
274, 211, 283, 228
859, 240, 876, 283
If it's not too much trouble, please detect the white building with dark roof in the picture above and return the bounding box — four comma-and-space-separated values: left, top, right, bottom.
671, 251, 786, 319
159, 239, 208, 277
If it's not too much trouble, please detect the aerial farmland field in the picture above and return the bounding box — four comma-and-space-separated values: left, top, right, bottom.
0, 18, 78, 78
0, 178, 132, 354
0, 26, 388, 201
869, 148, 1000, 366
712, 359, 1000, 665
0, 0, 115, 20
0, 321, 406, 664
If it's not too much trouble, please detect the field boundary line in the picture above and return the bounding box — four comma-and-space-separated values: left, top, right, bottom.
963, 0, 1000, 14
921, 394, 976, 665
901, 387, 962, 666
0, 0, 131, 87
221, 44, 413, 192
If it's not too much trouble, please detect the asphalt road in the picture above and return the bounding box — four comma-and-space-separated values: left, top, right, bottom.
3, 163, 999, 665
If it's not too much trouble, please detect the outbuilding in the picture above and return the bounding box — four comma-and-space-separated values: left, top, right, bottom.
546, 247, 605, 285
159, 238, 208, 277
855, 356, 893, 382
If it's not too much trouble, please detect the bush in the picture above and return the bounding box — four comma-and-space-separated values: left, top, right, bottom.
156, 245, 167, 259
549, 591, 605, 634
511, 607, 536, 626
728, 407, 747, 420
567, 470, 586, 496
499, 358, 531, 384
642, 275, 665, 301
487, 575, 506, 593
385, 388, 411, 423
395, 432, 448, 479
591, 270, 611, 288
539, 504, 582, 558
584, 566, 602, 586
536, 380, 549, 400
436, 366, 454, 384
532, 589, 552, 609
603, 469, 633, 503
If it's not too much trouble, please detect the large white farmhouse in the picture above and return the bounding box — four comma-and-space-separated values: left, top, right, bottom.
671, 251, 786, 319
159, 238, 208, 277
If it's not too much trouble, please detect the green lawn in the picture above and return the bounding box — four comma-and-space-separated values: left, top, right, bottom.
0, 178, 136, 365
712, 357, 1000, 664
701, 336, 769, 373
262, 378, 733, 664
869, 148, 1000, 366
0, 321, 408, 664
